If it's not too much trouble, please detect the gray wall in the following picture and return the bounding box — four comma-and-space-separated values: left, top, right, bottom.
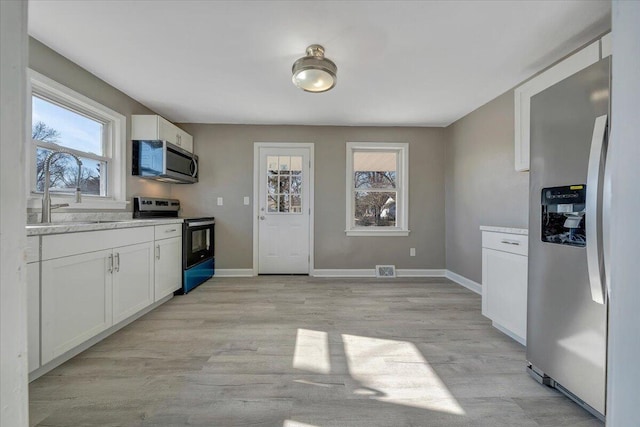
445, 91, 529, 283
28, 37, 171, 205
172, 124, 446, 270
607, 1, 640, 424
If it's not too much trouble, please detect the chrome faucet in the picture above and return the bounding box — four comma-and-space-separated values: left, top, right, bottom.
41, 149, 82, 223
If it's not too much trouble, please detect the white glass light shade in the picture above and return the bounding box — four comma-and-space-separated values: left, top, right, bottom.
291, 45, 337, 93
292, 69, 335, 92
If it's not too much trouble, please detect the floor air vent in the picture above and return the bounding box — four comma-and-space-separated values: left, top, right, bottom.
376, 265, 396, 278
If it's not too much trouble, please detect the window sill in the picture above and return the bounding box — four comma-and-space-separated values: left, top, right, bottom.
345, 229, 410, 237
27, 195, 129, 210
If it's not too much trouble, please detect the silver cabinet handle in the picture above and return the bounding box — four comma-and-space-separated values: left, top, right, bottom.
165, 229, 177, 233
114, 252, 120, 272
108, 253, 113, 273
156, 244, 161, 260
500, 240, 520, 246
586, 114, 608, 305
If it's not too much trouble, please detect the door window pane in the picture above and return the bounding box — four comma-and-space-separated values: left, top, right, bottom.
265, 155, 303, 214
268, 175, 278, 194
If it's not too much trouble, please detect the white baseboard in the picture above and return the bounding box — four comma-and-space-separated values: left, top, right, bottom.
492, 321, 526, 346
445, 270, 482, 295
312, 269, 446, 278
397, 269, 446, 277
215, 269, 254, 277
312, 269, 375, 277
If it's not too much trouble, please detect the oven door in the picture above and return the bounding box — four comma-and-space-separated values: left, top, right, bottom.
184, 220, 215, 269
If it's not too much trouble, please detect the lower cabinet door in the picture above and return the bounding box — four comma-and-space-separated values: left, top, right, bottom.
482, 248, 528, 341
41, 249, 113, 365
112, 241, 154, 324
155, 237, 182, 301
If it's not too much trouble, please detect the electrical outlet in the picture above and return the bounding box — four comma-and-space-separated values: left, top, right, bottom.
243, 196, 250, 205
410, 248, 416, 257
217, 197, 223, 206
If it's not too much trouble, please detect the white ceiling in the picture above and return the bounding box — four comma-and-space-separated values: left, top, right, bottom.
28, 0, 610, 127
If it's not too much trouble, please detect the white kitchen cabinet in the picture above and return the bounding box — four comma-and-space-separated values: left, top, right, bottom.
176, 127, 193, 152
514, 33, 610, 171
39, 226, 155, 365
132, 114, 193, 152
112, 242, 154, 323
26, 235, 40, 373
481, 228, 528, 345
41, 249, 113, 364
154, 236, 182, 301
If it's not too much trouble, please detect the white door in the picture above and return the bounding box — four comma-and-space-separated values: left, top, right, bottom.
258, 146, 311, 274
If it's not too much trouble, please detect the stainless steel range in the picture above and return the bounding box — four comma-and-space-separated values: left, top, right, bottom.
133, 197, 215, 293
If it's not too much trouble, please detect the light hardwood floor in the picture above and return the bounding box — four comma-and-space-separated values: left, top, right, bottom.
29, 276, 603, 426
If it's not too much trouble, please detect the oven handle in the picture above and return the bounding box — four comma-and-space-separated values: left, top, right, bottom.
186, 220, 215, 227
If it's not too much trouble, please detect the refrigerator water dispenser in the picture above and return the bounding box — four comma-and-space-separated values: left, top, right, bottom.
541, 185, 587, 247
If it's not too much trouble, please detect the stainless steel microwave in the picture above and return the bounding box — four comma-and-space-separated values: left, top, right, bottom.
132, 140, 198, 184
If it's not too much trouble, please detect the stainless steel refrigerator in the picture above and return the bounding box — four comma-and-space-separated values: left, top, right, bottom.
527, 56, 610, 420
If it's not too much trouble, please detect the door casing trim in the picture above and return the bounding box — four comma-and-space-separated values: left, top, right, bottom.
253, 142, 315, 276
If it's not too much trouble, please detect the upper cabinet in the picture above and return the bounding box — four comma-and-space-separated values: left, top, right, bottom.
132, 114, 193, 153
514, 33, 611, 171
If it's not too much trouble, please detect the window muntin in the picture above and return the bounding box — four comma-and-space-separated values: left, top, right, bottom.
346, 143, 409, 236
28, 69, 126, 209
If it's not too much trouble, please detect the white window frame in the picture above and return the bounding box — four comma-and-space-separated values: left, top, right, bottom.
345, 142, 409, 237
27, 69, 127, 210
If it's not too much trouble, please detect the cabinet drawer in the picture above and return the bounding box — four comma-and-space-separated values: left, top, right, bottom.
155, 223, 182, 240
482, 232, 528, 256
42, 227, 154, 261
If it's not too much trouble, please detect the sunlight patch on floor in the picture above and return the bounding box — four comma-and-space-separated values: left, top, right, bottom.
341, 334, 466, 415
293, 328, 331, 374
283, 420, 319, 427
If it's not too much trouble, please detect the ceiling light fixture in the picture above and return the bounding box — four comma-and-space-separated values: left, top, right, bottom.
292, 44, 337, 93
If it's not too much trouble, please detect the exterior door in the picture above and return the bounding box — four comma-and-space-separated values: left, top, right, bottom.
258, 146, 311, 274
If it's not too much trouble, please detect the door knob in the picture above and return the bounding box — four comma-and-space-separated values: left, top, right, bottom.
260, 215, 265, 220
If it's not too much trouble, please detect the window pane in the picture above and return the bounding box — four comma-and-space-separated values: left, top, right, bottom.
32, 96, 103, 156
291, 156, 302, 174
279, 195, 289, 213
267, 156, 279, 174
268, 195, 278, 212
291, 195, 302, 213
291, 176, 302, 194
279, 175, 290, 193
268, 175, 277, 194
36, 147, 105, 196
353, 151, 397, 189
279, 156, 290, 172
354, 191, 396, 227
354, 171, 396, 189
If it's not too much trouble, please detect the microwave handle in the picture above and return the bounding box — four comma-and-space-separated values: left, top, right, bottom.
190, 158, 198, 178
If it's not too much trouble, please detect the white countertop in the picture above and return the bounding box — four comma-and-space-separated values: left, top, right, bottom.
26, 218, 184, 236
480, 225, 528, 235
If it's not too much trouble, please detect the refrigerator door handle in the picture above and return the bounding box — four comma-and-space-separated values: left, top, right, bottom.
586, 115, 608, 305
